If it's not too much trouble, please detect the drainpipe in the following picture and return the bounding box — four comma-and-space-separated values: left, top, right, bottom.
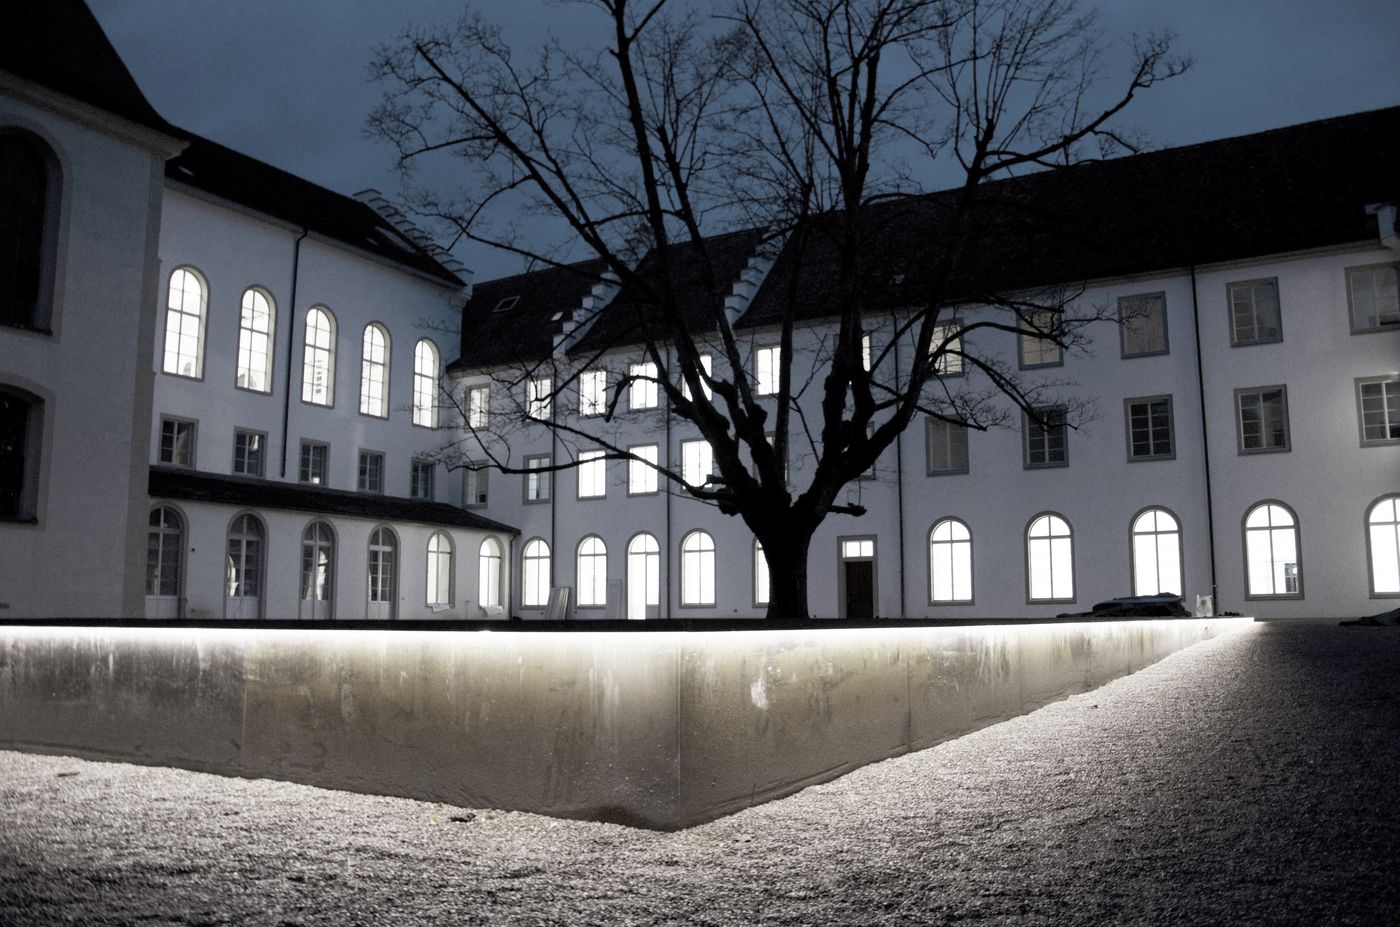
550, 413, 559, 619
280, 229, 308, 477
664, 344, 674, 620
1189, 265, 1220, 614
893, 323, 907, 620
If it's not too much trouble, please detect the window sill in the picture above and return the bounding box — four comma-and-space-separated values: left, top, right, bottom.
0, 515, 40, 527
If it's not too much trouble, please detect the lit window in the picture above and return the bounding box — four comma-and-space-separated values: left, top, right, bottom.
626, 533, 660, 620
467, 385, 490, 429
300, 521, 335, 618
523, 455, 551, 503
235, 288, 275, 392
522, 538, 551, 608
1228, 278, 1282, 346
629, 361, 658, 410
579, 370, 607, 416
931, 322, 963, 375
681, 439, 713, 487
299, 441, 328, 485
1126, 396, 1174, 460
842, 538, 875, 559
1236, 386, 1289, 453
1119, 292, 1167, 357
753, 540, 770, 607
1024, 407, 1067, 468
578, 449, 606, 499
413, 340, 439, 427
146, 507, 184, 598
226, 514, 265, 617
159, 418, 196, 468
359, 325, 390, 417
411, 459, 435, 500
162, 267, 207, 378
0, 387, 42, 521
929, 518, 973, 603
1131, 508, 1182, 597
1366, 496, 1400, 596
861, 335, 872, 372
233, 429, 265, 477
681, 530, 716, 606
1027, 513, 1074, 602
427, 532, 454, 607
682, 354, 713, 400
755, 346, 781, 395
1018, 310, 1061, 368
1244, 502, 1301, 598
1357, 377, 1400, 446
1, 132, 55, 331
926, 418, 969, 475
628, 444, 658, 495
301, 307, 336, 406
463, 461, 489, 507
357, 450, 384, 493
1347, 263, 1400, 333
367, 527, 398, 613
527, 377, 552, 420
576, 535, 608, 607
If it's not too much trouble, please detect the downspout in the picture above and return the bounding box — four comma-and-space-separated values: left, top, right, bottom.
1189, 265, 1219, 614
893, 323, 907, 619
550, 415, 559, 619
664, 343, 674, 620
280, 229, 308, 477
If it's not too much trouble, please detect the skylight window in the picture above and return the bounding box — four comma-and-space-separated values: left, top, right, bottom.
493, 296, 520, 313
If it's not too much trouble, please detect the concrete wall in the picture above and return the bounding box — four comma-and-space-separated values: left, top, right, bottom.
0, 617, 1250, 829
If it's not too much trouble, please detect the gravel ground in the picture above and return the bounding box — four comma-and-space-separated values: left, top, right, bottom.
2, 619, 1398, 926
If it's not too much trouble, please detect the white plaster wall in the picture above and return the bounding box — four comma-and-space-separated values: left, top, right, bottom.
0, 89, 170, 619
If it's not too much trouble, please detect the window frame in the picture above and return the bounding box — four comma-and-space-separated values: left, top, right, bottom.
234, 286, 276, 394
357, 449, 385, 494
1124, 395, 1176, 462
412, 339, 440, 428
161, 266, 208, 380
1242, 501, 1303, 600
232, 428, 267, 478
299, 520, 336, 618
576, 535, 608, 608
930, 321, 965, 376
755, 345, 782, 396
521, 537, 552, 608
1365, 495, 1400, 598
1355, 376, 1400, 447
680, 438, 714, 488
925, 417, 970, 476
158, 416, 197, 469
478, 535, 504, 609
1129, 506, 1184, 598
522, 454, 552, 504
928, 517, 974, 605
1118, 291, 1169, 358
1017, 310, 1063, 369
300, 306, 337, 407
1025, 512, 1076, 604
358, 323, 391, 419
224, 512, 266, 619
0, 385, 44, 523
426, 531, 454, 608
466, 385, 490, 429
577, 449, 607, 499
1234, 385, 1290, 455
366, 525, 399, 615
1227, 277, 1283, 347
679, 530, 717, 608
463, 461, 489, 508
145, 505, 185, 603
0, 129, 61, 335
628, 444, 659, 496
526, 376, 553, 421
1023, 406, 1068, 469
410, 459, 435, 501
578, 370, 607, 417
626, 532, 661, 620
1345, 262, 1400, 334
753, 539, 770, 608
628, 361, 659, 411
298, 440, 329, 486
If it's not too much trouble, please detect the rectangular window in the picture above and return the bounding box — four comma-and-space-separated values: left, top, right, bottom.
232, 429, 265, 477
754, 541, 770, 607
1357, 377, 1400, 446
523, 454, 552, 502
1119, 292, 1168, 357
931, 322, 963, 375
926, 418, 969, 475
463, 462, 489, 507
467, 385, 490, 429
1024, 407, 1067, 468
682, 354, 713, 401
527, 377, 552, 420
1018, 311, 1062, 368
628, 444, 659, 495
357, 450, 384, 493
681, 439, 713, 487
861, 334, 872, 372
299, 441, 327, 485
1347, 263, 1400, 333
578, 449, 606, 498
1235, 386, 1290, 453
629, 362, 658, 410
411, 459, 435, 500
1228, 278, 1282, 345
1125, 396, 1175, 460
159, 418, 196, 468
579, 370, 607, 416
755, 345, 781, 395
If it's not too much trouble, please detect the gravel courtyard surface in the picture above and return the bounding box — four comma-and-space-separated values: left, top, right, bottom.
2, 619, 1398, 926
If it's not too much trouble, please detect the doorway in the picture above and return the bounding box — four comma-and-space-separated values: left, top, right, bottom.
839, 536, 876, 619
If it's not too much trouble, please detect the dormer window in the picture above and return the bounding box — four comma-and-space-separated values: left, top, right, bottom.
493, 296, 519, 313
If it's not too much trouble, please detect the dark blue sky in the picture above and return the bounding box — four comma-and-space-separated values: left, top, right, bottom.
90, 1, 1400, 282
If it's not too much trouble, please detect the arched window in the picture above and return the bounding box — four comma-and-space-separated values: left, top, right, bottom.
754, 540, 770, 607
478, 537, 503, 609
162, 267, 207, 378
146, 507, 183, 597
626, 533, 660, 620
929, 518, 973, 603
1244, 502, 1301, 598
522, 538, 551, 608
577, 536, 608, 607
1, 131, 57, 331
413, 339, 439, 428
367, 527, 398, 619
359, 324, 390, 417
1027, 513, 1074, 602
0, 385, 42, 521
1131, 508, 1183, 596
236, 287, 275, 392
302, 307, 336, 405
427, 531, 454, 607
225, 514, 265, 618
1368, 496, 1400, 596
300, 521, 335, 619
680, 530, 716, 607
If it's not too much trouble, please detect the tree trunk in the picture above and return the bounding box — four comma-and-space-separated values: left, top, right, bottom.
761, 523, 814, 621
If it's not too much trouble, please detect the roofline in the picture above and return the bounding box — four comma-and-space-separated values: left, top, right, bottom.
0, 69, 185, 158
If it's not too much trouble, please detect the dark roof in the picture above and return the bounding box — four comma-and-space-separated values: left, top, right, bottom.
165, 135, 464, 287
1, 0, 179, 138
149, 467, 517, 534
447, 258, 611, 372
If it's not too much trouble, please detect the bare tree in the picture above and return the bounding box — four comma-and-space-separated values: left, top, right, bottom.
372, 0, 1186, 620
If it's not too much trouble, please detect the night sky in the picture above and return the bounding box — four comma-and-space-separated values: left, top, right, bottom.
88, 0, 1400, 282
